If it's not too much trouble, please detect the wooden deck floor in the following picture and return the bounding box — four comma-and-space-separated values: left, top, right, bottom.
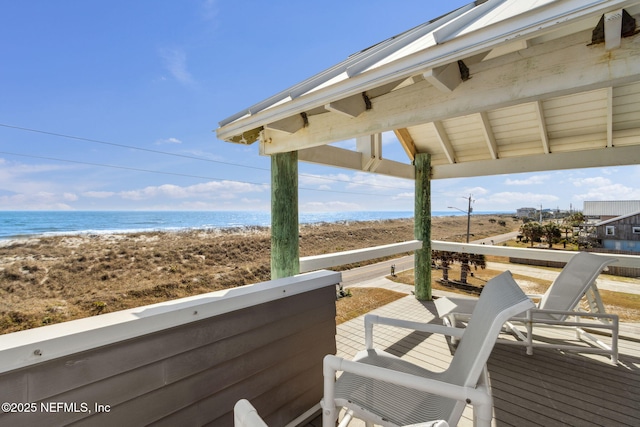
322, 295, 640, 427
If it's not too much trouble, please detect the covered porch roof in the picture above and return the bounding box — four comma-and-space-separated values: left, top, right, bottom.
216, 0, 640, 180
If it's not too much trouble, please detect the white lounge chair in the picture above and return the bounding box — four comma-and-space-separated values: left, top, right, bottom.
322, 271, 534, 427
435, 252, 619, 363
234, 399, 268, 427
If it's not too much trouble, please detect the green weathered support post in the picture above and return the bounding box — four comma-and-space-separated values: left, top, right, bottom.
414, 153, 432, 300
270, 151, 300, 279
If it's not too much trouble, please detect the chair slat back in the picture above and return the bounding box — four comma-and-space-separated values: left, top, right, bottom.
446, 271, 534, 387
537, 253, 616, 320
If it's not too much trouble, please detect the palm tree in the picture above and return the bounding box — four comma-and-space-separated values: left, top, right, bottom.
542, 223, 562, 248
520, 222, 543, 247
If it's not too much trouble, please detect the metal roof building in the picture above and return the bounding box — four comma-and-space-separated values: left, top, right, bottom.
585, 200, 640, 217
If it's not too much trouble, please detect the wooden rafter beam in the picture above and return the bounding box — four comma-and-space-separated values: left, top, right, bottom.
607, 86, 614, 147
431, 145, 640, 179
325, 93, 368, 118
264, 113, 307, 134
423, 62, 463, 93
534, 101, 551, 154
478, 112, 498, 159
432, 121, 456, 164
393, 128, 417, 161
297, 145, 414, 179
356, 134, 382, 171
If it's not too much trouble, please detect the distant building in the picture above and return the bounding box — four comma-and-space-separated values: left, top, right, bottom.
584, 200, 640, 221
516, 207, 537, 218
595, 210, 640, 253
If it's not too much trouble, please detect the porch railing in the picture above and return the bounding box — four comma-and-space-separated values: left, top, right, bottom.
0, 270, 341, 427
300, 240, 640, 272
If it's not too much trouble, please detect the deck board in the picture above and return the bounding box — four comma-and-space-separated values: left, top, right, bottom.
326, 294, 640, 427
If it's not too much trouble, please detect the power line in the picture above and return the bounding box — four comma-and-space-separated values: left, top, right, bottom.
0, 123, 409, 191
0, 150, 400, 197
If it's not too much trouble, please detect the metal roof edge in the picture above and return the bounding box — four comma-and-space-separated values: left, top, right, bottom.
595, 210, 640, 226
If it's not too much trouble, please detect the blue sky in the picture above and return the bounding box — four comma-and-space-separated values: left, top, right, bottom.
1, 1, 639, 213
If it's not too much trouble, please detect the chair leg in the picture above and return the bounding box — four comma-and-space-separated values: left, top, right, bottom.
337, 410, 354, 427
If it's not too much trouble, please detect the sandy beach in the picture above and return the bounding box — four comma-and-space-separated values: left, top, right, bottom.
0, 215, 519, 334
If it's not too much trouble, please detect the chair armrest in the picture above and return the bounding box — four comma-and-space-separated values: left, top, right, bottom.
364, 314, 464, 349
323, 354, 490, 406
514, 309, 619, 329
234, 399, 268, 427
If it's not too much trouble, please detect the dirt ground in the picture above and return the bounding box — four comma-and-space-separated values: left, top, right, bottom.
0, 215, 519, 333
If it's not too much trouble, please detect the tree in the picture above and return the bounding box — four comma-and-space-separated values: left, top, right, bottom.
542, 223, 562, 248
520, 222, 543, 247
564, 212, 585, 227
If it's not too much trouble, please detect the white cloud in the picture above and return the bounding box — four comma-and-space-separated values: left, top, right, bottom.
392, 192, 414, 201
0, 191, 74, 210
569, 173, 640, 201
299, 173, 351, 188
571, 176, 613, 188
573, 183, 640, 201
462, 186, 490, 196
83, 191, 115, 199
346, 172, 413, 191
475, 191, 559, 208
155, 137, 182, 145
119, 180, 267, 201
301, 201, 362, 212
159, 47, 195, 85
505, 175, 551, 185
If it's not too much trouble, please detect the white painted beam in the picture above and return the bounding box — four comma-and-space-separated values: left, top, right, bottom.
607, 86, 614, 147
431, 145, 640, 179
264, 114, 305, 134
433, 121, 456, 164
423, 62, 462, 93
297, 145, 414, 179
326, 93, 367, 118
483, 39, 529, 61
605, 9, 624, 51
478, 112, 499, 159
534, 100, 551, 154
297, 145, 362, 170
371, 159, 414, 180
258, 29, 640, 156
357, 134, 381, 171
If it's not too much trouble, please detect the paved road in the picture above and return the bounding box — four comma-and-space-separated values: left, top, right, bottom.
470, 231, 520, 245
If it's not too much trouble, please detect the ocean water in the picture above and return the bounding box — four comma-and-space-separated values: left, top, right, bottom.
0, 210, 509, 240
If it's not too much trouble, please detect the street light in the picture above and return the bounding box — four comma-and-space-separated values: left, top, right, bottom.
448, 195, 473, 243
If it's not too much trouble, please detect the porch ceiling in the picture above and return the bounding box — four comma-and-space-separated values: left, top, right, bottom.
216, 0, 640, 180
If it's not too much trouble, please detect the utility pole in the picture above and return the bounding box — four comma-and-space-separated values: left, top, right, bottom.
449, 194, 473, 243
466, 194, 473, 243
540, 204, 543, 223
